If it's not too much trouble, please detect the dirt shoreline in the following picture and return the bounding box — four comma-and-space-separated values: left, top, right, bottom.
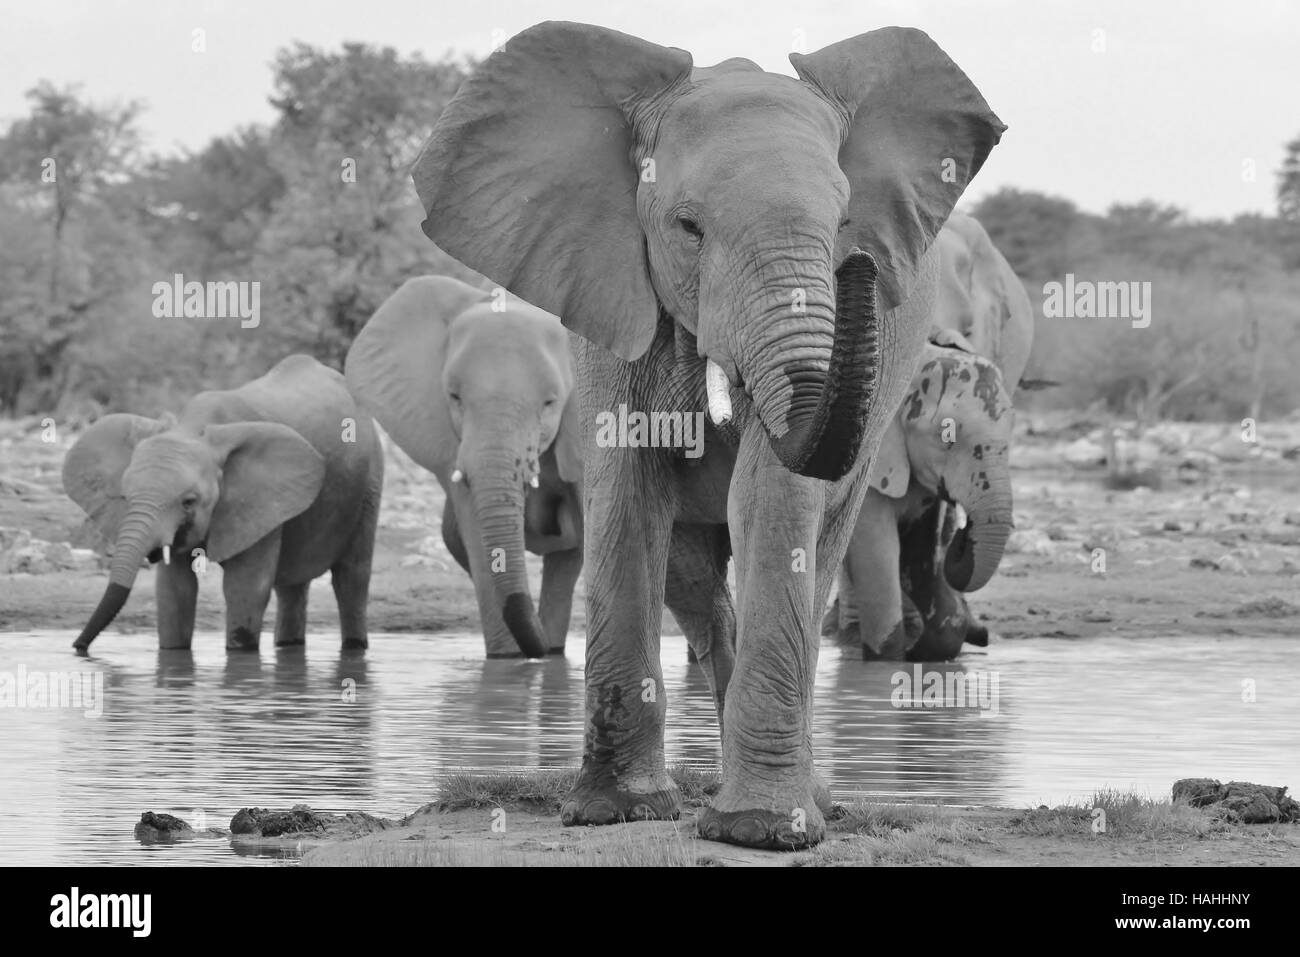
2, 420, 1298, 642
209, 798, 1299, 867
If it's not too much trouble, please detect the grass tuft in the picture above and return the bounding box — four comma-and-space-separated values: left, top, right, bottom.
1009, 789, 1226, 838
431, 764, 721, 814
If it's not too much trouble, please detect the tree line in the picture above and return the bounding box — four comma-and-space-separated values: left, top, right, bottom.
2, 42, 1299, 423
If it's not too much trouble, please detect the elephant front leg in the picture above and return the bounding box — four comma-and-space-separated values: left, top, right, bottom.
697, 434, 855, 850
849, 488, 910, 659
220, 530, 281, 652
156, 559, 198, 650
663, 521, 735, 729
538, 547, 582, 654
559, 448, 679, 827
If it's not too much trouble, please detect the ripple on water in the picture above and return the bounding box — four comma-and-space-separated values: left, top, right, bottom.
0, 630, 1296, 865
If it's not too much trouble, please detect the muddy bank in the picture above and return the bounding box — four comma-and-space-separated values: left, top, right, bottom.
1, 414, 1297, 641
182, 780, 1300, 867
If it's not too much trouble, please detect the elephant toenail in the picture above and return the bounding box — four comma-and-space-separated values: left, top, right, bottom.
699, 818, 722, 840
583, 799, 616, 824
630, 803, 655, 820
730, 816, 770, 845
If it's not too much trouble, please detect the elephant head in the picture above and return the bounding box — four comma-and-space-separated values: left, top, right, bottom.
63, 416, 325, 651
344, 276, 581, 658
410, 22, 1004, 481
869, 332, 1014, 592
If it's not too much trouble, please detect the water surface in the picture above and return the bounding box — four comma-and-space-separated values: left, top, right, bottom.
1, 629, 1296, 865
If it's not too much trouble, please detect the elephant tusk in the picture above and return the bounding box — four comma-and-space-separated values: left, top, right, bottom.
451, 469, 463, 483
705, 359, 732, 426
954, 504, 968, 529
162, 544, 171, 565
529, 475, 540, 489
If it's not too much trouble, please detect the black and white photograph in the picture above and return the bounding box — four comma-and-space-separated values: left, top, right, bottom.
0, 0, 1297, 911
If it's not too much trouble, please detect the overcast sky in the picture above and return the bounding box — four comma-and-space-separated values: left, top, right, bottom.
2, 0, 1295, 220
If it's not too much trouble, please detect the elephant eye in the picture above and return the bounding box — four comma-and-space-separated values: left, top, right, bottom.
182, 494, 198, 509
677, 215, 703, 241
449, 392, 461, 404
544, 398, 557, 409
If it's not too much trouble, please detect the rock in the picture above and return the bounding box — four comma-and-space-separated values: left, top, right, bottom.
1045, 524, 1072, 541
230, 805, 330, 837
1280, 558, 1300, 576
134, 811, 195, 843
1163, 520, 1183, 532
1144, 423, 1192, 452
1006, 528, 1054, 556
1214, 554, 1248, 576
1207, 436, 1259, 462
1172, 778, 1225, 807
1063, 438, 1106, 467
229, 805, 394, 839
1173, 779, 1300, 824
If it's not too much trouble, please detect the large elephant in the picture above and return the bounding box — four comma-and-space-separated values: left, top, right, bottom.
344, 276, 583, 658
410, 21, 1003, 848
826, 213, 1034, 659
63, 354, 384, 653
828, 331, 1015, 660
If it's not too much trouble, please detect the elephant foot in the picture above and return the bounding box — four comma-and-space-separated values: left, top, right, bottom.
225, 628, 261, 652
340, 637, 368, 652
546, 646, 565, 656
560, 770, 681, 826
697, 793, 826, 850
862, 621, 909, 660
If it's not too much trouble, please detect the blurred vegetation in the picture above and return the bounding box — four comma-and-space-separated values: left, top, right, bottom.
972, 177, 1300, 422
0, 44, 483, 419
1, 47, 1298, 424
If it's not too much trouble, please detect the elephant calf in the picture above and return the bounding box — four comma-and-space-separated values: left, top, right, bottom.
345, 276, 583, 659
827, 331, 1014, 660
64, 354, 384, 653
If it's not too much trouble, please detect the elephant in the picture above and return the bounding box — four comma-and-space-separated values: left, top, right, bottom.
344, 276, 583, 659
933, 210, 1034, 391
825, 212, 1034, 660
63, 354, 384, 654
409, 21, 1004, 848
826, 331, 1015, 660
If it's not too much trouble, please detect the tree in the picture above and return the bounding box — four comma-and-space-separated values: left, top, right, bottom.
247, 43, 475, 369
0, 84, 145, 412
1279, 134, 1300, 221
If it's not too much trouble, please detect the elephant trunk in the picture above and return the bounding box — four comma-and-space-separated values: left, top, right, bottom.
765, 249, 881, 481
943, 468, 1013, 593
468, 456, 548, 659
74, 503, 160, 651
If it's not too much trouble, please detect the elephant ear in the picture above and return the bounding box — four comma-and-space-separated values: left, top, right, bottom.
867, 418, 910, 499
345, 276, 485, 474
62, 414, 171, 545
791, 28, 1005, 314
202, 422, 325, 563
411, 21, 694, 362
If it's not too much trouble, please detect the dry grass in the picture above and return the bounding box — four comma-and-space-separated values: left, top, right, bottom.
1009, 789, 1226, 838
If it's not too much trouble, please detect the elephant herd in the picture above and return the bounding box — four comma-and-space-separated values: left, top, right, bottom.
61, 22, 1034, 850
